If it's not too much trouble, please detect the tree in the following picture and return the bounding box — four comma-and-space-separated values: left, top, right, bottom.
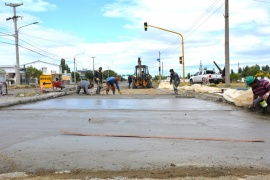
60, 58, 70, 73
238, 67, 242, 74
103, 69, 117, 79
71, 72, 80, 82
262, 65, 270, 72
249, 64, 260, 76
25, 66, 42, 78
230, 73, 241, 82
242, 65, 249, 77
85, 71, 94, 81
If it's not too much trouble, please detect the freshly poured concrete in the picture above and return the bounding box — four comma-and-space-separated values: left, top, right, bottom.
0, 94, 269, 173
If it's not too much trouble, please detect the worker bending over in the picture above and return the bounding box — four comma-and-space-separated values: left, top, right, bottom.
76, 80, 93, 95
106, 76, 121, 95
246, 76, 270, 114
169, 69, 180, 95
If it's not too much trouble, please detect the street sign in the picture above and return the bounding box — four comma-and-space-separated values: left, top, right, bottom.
40, 75, 52, 88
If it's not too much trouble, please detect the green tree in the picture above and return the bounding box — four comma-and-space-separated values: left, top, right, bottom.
71, 72, 80, 82
85, 71, 94, 81
103, 69, 117, 79
249, 64, 260, 76
242, 65, 249, 77
262, 65, 270, 72
25, 66, 42, 78
153, 75, 159, 81
230, 73, 241, 82
238, 67, 242, 74
60, 58, 70, 73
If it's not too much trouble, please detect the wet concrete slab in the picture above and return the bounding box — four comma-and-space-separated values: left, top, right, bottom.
0, 94, 270, 173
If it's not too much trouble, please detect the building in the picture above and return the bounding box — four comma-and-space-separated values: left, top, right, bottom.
23, 60, 62, 75
0, 60, 62, 85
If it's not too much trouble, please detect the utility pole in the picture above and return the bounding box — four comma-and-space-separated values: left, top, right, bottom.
225, 0, 230, 86
6, 3, 23, 85
92, 57, 95, 82
162, 62, 163, 77
158, 51, 161, 83
73, 53, 84, 85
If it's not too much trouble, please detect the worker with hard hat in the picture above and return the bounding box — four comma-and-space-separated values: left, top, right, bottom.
245, 76, 270, 114
105, 76, 121, 95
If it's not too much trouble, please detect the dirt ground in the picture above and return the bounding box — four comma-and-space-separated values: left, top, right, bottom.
1, 167, 270, 180
1, 84, 270, 180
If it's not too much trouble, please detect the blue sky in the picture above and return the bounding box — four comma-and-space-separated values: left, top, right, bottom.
1, 0, 270, 77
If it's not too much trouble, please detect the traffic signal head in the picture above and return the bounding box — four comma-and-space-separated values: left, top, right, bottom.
144, 22, 147, 31
179, 56, 183, 64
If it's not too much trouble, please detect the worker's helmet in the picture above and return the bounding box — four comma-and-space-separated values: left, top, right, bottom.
115, 77, 119, 81
98, 67, 102, 71
169, 69, 174, 72
245, 76, 255, 87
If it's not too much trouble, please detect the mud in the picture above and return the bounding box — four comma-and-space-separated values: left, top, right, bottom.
1, 167, 270, 179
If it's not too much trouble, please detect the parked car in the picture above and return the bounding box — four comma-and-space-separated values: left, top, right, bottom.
190, 70, 222, 85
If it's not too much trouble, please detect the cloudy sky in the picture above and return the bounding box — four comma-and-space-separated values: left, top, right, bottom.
0, 0, 269, 77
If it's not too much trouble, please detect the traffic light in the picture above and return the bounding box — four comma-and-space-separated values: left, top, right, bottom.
144, 22, 147, 31
179, 56, 183, 64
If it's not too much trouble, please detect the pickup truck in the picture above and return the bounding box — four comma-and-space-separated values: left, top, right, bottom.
190, 70, 222, 85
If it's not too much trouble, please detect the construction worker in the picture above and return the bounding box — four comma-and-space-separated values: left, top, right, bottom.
76, 80, 94, 95
246, 76, 270, 114
94, 67, 103, 94
128, 75, 132, 89
106, 76, 121, 95
169, 69, 180, 94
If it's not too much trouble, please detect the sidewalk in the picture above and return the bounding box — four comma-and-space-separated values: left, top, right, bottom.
0, 88, 75, 108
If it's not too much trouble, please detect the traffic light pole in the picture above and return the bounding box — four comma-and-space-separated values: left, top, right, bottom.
144, 23, 185, 83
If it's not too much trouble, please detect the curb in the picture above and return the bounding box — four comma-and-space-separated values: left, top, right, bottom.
0, 90, 76, 108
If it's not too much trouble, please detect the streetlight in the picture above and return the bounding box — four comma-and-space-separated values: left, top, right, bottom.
18, 22, 38, 31
73, 53, 84, 85
14, 22, 38, 85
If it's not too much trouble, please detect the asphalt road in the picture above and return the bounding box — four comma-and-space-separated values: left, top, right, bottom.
0, 93, 270, 178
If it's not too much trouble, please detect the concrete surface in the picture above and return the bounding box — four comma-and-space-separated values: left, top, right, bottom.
0, 93, 270, 176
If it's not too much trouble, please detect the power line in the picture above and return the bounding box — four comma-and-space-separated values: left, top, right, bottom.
0, 40, 14, 45
19, 32, 75, 46
158, 1, 224, 59
19, 45, 59, 61
185, 3, 224, 39
253, 0, 270, 3
183, 0, 221, 36
18, 37, 62, 58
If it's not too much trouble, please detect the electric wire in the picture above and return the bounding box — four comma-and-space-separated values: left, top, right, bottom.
18, 37, 62, 58
19, 32, 75, 47
160, 1, 224, 60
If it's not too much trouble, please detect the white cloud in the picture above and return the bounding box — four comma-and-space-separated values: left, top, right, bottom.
1, 0, 270, 77
1, 0, 56, 12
